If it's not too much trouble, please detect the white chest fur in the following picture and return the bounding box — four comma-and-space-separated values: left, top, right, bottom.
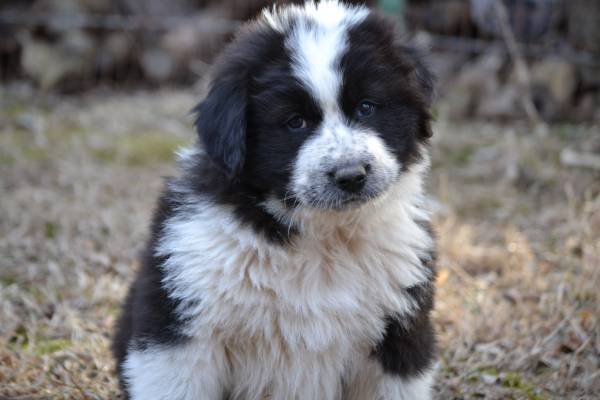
154, 172, 433, 399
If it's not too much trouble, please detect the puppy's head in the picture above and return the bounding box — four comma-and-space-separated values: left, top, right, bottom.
195, 0, 434, 211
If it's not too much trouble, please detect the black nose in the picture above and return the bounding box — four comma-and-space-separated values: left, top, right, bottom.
332, 164, 368, 192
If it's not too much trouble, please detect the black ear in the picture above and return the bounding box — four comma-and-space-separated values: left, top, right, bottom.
395, 44, 435, 139
397, 45, 436, 106
194, 71, 248, 177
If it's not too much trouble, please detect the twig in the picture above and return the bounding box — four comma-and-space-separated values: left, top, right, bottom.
560, 148, 600, 171
426, 34, 600, 68
493, 1, 540, 125
517, 310, 576, 365
568, 333, 593, 378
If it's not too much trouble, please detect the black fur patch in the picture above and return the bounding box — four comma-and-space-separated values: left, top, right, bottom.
373, 281, 437, 378
373, 220, 437, 378
341, 13, 434, 170
194, 24, 289, 178
190, 20, 314, 243
112, 187, 191, 395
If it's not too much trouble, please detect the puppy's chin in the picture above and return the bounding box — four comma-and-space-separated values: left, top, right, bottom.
277, 182, 392, 213
298, 191, 381, 212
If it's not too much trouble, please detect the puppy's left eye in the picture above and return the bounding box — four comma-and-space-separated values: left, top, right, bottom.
286, 115, 307, 132
355, 101, 376, 119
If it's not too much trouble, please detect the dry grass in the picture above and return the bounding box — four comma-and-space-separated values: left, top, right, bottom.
1, 87, 598, 399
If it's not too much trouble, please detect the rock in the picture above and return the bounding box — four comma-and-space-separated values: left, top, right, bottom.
427, 50, 470, 92
15, 113, 45, 136
561, 148, 600, 171
161, 13, 235, 64
567, 0, 600, 54
579, 65, 600, 90
33, 0, 85, 14
441, 51, 505, 118
530, 58, 578, 119
20, 38, 56, 89
20, 31, 94, 89
424, 0, 471, 35
532, 59, 578, 106
161, 20, 201, 63
470, 0, 562, 41
205, 0, 272, 21
478, 85, 521, 119
78, 0, 123, 14
121, 0, 198, 16
97, 32, 134, 73
406, 0, 473, 36
573, 94, 596, 121
0, 27, 20, 79
531, 85, 558, 122
61, 29, 95, 59
481, 373, 498, 385
141, 48, 174, 82
33, 0, 86, 33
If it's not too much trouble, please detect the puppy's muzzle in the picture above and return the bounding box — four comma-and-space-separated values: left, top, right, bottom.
329, 162, 370, 193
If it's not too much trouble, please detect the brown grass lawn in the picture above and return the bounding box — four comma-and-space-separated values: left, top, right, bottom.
1, 88, 598, 399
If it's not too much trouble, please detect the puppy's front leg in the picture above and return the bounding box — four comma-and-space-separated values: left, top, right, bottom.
345, 303, 436, 400
374, 309, 437, 400
344, 358, 434, 400
377, 370, 435, 400
123, 340, 229, 400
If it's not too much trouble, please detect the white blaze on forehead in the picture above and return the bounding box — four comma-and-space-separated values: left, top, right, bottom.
262, 1, 368, 109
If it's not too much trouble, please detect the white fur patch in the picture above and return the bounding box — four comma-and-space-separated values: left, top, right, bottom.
263, 0, 368, 110
265, 1, 398, 211
145, 150, 433, 399
123, 341, 230, 400
344, 357, 435, 400
290, 122, 401, 208
385, 370, 435, 400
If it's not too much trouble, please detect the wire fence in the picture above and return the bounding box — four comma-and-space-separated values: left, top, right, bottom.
0, 10, 238, 33
1, 9, 598, 66
1, 0, 599, 120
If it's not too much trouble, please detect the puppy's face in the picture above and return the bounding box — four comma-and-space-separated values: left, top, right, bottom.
196, 1, 433, 211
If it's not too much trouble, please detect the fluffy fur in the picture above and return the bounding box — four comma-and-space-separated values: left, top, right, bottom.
113, 1, 437, 399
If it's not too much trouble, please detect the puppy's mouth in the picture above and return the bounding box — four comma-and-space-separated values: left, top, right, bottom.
293, 187, 385, 211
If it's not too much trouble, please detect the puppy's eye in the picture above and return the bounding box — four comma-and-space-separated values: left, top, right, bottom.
356, 101, 376, 119
286, 115, 307, 131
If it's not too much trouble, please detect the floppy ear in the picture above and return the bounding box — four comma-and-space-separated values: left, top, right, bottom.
194, 70, 248, 177
397, 45, 435, 106
395, 44, 436, 139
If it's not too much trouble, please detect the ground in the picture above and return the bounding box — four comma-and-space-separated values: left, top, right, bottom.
0, 87, 598, 399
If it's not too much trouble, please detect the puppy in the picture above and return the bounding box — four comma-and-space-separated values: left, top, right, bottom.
113, 1, 437, 399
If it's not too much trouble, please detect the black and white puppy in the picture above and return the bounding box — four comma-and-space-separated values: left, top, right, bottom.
113, 1, 437, 399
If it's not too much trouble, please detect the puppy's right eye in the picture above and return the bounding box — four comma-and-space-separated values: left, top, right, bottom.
355, 101, 376, 119
286, 115, 307, 132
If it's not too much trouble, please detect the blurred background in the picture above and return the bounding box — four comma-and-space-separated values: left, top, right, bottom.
1, 1, 599, 399
1, 0, 600, 121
